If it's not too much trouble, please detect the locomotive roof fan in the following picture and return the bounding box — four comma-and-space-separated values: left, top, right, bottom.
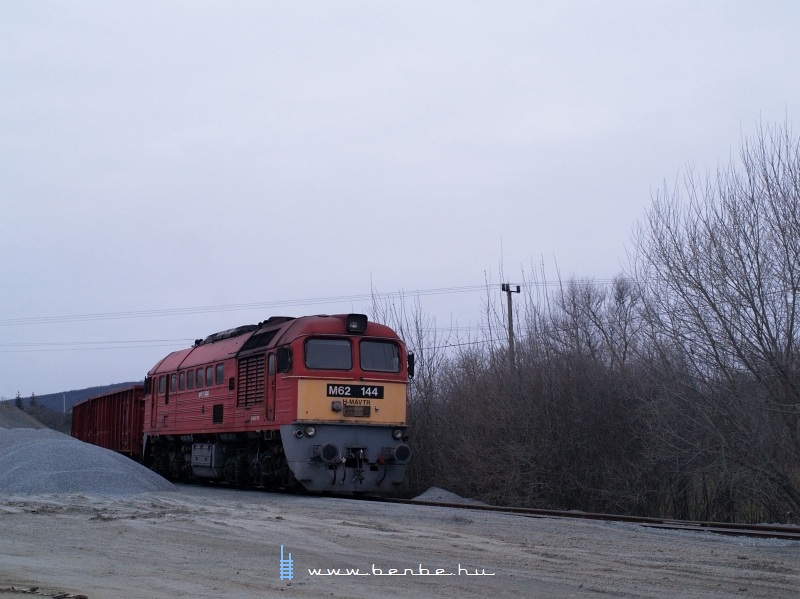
346, 313, 368, 334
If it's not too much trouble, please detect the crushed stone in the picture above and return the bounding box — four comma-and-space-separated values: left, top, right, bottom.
0, 403, 47, 429
0, 428, 173, 495
412, 485, 487, 505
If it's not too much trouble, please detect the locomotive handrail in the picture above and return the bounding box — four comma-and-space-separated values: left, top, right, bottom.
282, 375, 406, 382
281, 375, 355, 380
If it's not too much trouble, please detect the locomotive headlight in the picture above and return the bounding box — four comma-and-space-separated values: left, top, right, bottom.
304, 425, 317, 438
392, 428, 403, 440
346, 313, 368, 334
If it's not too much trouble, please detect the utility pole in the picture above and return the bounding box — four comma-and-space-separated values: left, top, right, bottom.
501, 283, 520, 367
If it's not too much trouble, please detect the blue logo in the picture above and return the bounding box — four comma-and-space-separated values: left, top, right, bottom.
279, 545, 294, 580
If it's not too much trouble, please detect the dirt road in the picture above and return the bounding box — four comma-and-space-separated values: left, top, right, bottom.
1, 486, 798, 598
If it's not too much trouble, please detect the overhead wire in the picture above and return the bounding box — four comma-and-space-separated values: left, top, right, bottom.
0, 279, 620, 327
0, 285, 490, 327
0, 278, 622, 353
0, 339, 195, 353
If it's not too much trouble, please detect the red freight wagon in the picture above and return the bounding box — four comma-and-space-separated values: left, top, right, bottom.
71, 385, 145, 457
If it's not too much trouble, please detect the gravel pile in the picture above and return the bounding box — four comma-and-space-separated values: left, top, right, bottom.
0, 403, 47, 429
413, 486, 487, 505
0, 428, 173, 495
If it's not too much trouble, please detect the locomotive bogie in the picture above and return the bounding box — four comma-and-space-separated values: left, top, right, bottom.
146, 431, 296, 489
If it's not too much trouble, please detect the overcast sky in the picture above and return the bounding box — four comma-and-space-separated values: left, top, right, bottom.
2, 1, 799, 399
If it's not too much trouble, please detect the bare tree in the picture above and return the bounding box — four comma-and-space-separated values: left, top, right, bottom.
632, 122, 800, 519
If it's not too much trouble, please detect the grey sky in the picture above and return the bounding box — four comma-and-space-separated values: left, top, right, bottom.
2, 1, 799, 398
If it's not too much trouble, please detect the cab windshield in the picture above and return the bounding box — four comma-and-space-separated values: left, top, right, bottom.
305, 338, 352, 370
360, 340, 400, 372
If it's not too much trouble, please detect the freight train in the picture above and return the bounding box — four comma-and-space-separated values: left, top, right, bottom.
71, 313, 413, 494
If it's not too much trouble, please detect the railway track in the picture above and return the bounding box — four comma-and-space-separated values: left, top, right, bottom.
377, 497, 800, 541
175, 482, 800, 541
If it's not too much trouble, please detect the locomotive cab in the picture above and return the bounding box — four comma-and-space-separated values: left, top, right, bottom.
277, 315, 412, 492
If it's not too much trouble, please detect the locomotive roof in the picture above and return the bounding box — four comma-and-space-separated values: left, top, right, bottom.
147, 314, 401, 376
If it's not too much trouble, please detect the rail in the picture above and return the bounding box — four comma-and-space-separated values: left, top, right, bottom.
374, 497, 800, 541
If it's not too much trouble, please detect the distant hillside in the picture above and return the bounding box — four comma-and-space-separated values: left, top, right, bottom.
15, 382, 141, 413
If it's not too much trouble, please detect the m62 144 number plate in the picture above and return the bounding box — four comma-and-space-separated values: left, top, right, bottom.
326, 384, 384, 399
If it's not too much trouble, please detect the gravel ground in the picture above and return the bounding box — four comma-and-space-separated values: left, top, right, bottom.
1, 485, 798, 599
1, 426, 798, 598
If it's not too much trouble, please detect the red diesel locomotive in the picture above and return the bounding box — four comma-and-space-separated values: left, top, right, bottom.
74, 313, 413, 494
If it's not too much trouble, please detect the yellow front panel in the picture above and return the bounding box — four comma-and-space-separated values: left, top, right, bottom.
296, 379, 407, 424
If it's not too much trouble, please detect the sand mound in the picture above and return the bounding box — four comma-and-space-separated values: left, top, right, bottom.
0, 428, 173, 495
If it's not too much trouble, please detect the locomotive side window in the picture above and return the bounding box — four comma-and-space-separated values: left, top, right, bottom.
216, 363, 224, 385
206, 365, 214, 387
361, 340, 401, 372
159, 376, 166, 394
179, 371, 185, 391
196, 368, 204, 388
170, 374, 177, 393
187, 369, 195, 389
305, 338, 352, 370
